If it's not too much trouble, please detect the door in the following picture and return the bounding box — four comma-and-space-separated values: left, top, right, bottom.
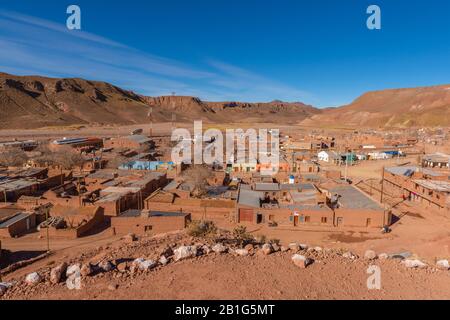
239, 209, 254, 223
336, 217, 344, 227
366, 218, 371, 227
294, 216, 299, 227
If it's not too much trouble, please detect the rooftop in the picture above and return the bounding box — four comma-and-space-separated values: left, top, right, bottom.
413, 180, 450, 193
328, 185, 383, 210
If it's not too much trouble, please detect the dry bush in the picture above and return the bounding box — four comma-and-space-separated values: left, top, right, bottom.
32, 144, 85, 169
187, 220, 218, 239
0, 148, 28, 167
182, 165, 213, 197
232, 225, 254, 246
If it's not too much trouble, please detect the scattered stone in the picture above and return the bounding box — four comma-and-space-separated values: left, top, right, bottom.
244, 244, 254, 251
378, 253, 389, 260
342, 251, 357, 260
235, 249, 249, 257
280, 246, 289, 252
364, 250, 377, 260
159, 246, 174, 258
202, 245, 211, 254
212, 243, 227, 254
436, 259, 450, 270
66, 264, 81, 277
288, 243, 300, 252
402, 259, 427, 269
98, 260, 114, 272
299, 244, 309, 250
389, 252, 412, 260
123, 233, 137, 243
25, 272, 42, 286
271, 243, 280, 252
291, 254, 314, 269
81, 263, 94, 276
117, 261, 129, 272
314, 246, 323, 252
0, 286, 6, 296
50, 262, 68, 284
159, 255, 169, 266
174, 246, 198, 261
132, 258, 157, 271
262, 244, 273, 255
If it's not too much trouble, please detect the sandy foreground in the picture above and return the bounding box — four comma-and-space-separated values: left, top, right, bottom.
1, 228, 450, 300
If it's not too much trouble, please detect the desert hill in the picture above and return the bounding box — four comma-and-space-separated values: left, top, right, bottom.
302, 85, 450, 128
0, 73, 319, 129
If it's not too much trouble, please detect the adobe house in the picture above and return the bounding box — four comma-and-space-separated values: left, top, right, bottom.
111, 209, 191, 236
383, 166, 450, 211
325, 185, 390, 228
0, 212, 36, 238
39, 205, 105, 239
144, 188, 236, 223
236, 183, 333, 226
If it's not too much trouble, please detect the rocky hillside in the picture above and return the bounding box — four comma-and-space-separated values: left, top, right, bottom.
0, 73, 319, 129
302, 85, 450, 128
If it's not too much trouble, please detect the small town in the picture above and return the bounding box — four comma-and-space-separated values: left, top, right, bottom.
1, 0, 450, 307
0, 124, 449, 299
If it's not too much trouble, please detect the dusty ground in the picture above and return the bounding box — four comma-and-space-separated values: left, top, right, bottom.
1, 231, 450, 300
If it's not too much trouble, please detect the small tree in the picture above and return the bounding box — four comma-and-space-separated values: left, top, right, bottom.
182, 165, 213, 197
232, 226, 253, 246
34, 144, 84, 170
187, 220, 218, 239
0, 148, 28, 167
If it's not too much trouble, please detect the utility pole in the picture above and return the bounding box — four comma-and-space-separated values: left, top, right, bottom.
148, 107, 153, 137
380, 166, 385, 203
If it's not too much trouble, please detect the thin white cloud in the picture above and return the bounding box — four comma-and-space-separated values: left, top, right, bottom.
0, 10, 313, 104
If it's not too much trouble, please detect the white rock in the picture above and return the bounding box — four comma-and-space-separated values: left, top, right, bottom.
98, 260, 114, 272
133, 258, 156, 271
212, 243, 227, 254
314, 246, 323, 252
378, 253, 389, 260
271, 243, 280, 252
66, 264, 81, 277
159, 255, 169, 266
364, 250, 378, 260
173, 246, 198, 261
288, 243, 300, 251
25, 272, 42, 286
262, 244, 273, 255
234, 249, 249, 256
402, 259, 427, 269
436, 259, 450, 270
342, 251, 357, 260
291, 254, 313, 269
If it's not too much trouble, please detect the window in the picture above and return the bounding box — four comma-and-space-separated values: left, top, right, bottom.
145, 225, 153, 232
321, 217, 327, 224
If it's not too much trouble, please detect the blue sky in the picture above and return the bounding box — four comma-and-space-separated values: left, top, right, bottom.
0, 0, 449, 107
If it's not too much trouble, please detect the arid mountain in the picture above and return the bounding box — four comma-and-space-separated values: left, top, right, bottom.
302, 85, 450, 128
0, 73, 319, 129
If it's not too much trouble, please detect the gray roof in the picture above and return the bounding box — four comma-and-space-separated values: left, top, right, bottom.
254, 183, 280, 192
0, 212, 30, 228
238, 188, 263, 208
329, 185, 383, 210
386, 166, 443, 177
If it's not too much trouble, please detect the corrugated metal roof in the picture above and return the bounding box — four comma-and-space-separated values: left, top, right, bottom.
0, 212, 30, 228
329, 185, 383, 210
